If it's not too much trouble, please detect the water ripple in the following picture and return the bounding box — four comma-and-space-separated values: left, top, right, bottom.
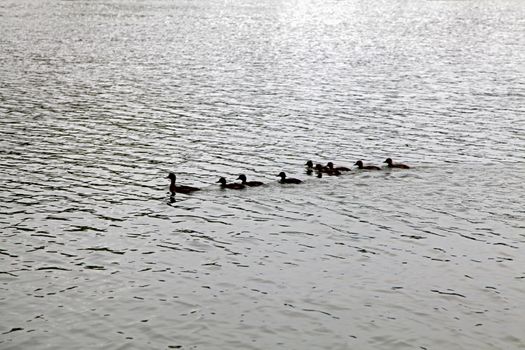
1, 0, 525, 349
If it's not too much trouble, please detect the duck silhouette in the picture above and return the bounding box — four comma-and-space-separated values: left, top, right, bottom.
326, 162, 350, 172
167, 173, 200, 195
305, 160, 315, 175
354, 160, 381, 170
217, 177, 245, 189
237, 174, 264, 187
277, 172, 302, 184
315, 164, 340, 176
384, 158, 410, 169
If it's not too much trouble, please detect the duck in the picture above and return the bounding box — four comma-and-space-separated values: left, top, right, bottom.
326, 162, 351, 172
315, 164, 340, 176
217, 177, 245, 189
167, 173, 200, 195
237, 174, 264, 187
277, 172, 302, 184
305, 160, 315, 175
384, 158, 410, 169
354, 160, 381, 170
316, 163, 329, 171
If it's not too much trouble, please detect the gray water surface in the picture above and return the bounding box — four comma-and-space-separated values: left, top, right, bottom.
1, 0, 524, 349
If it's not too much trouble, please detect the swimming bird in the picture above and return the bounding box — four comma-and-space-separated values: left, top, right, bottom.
354, 160, 381, 170
167, 173, 200, 195
384, 158, 410, 169
217, 177, 245, 189
277, 172, 302, 184
310, 162, 331, 174
237, 174, 264, 187
326, 162, 351, 172
305, 160, 315, 175
316, 164, 340, 176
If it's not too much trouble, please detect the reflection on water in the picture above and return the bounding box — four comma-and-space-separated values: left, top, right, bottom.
1, 0, 524, 349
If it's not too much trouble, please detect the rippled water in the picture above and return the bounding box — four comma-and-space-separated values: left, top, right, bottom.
1, 0, 524, 349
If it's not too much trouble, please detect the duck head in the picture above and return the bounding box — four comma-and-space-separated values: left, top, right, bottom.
237, 174, 247, 182
384, 158, 393, 165
217, 177, 227, 185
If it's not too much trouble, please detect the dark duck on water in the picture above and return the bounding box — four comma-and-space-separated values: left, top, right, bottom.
326, 162, 351, 172
167, 173, 200, 195
277, 172, 302, 184
237, 174, 264, 187
384, 158, 410, 169
305, 160, 315, 175
217, 177, 245, 189
354, 160, 381, 170
316, 163, 340, 176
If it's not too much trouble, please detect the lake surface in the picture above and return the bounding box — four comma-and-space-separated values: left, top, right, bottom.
1, 0, 524, 349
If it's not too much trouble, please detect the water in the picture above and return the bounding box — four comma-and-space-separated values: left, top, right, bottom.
1, 0, 524, 349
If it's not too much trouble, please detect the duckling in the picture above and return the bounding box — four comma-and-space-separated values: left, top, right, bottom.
354, 160, 381, 170
217, 177, 245, 190
316, 163, 329, 172
326, 162, 351, 172
384, 158, 410, 169
237, 174, 264, 187
315, 164, 340, 176
277, 172, 302, 184
167, 173, 200, 195
305, 160, 315, 175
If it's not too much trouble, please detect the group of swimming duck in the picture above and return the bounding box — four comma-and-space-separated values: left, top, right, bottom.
167, 158, 409, 196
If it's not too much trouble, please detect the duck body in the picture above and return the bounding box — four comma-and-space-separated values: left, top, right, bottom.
217, 177, 245, 190
167, 173, 200, 195
384, 158, 410, 169
173, 184, 201, 194
354, 160, 381, 171
315, 164, 340, 176
237, 174, 264, 187
326, 162, 351, 172
305, 160, 315, 175
277, 172, 302, 184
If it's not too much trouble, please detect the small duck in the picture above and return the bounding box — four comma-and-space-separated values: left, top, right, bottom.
316, 163, 329, 171
315, 164, 340, 176
167, 173, 200, 195
384, 158, 410, 169
237, 174, 264, 187
354, 160, 381, 170
217, 177, 245, 190
326, 162, 351, 172
305, 160, 315, 175
277, 172, 302, 184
